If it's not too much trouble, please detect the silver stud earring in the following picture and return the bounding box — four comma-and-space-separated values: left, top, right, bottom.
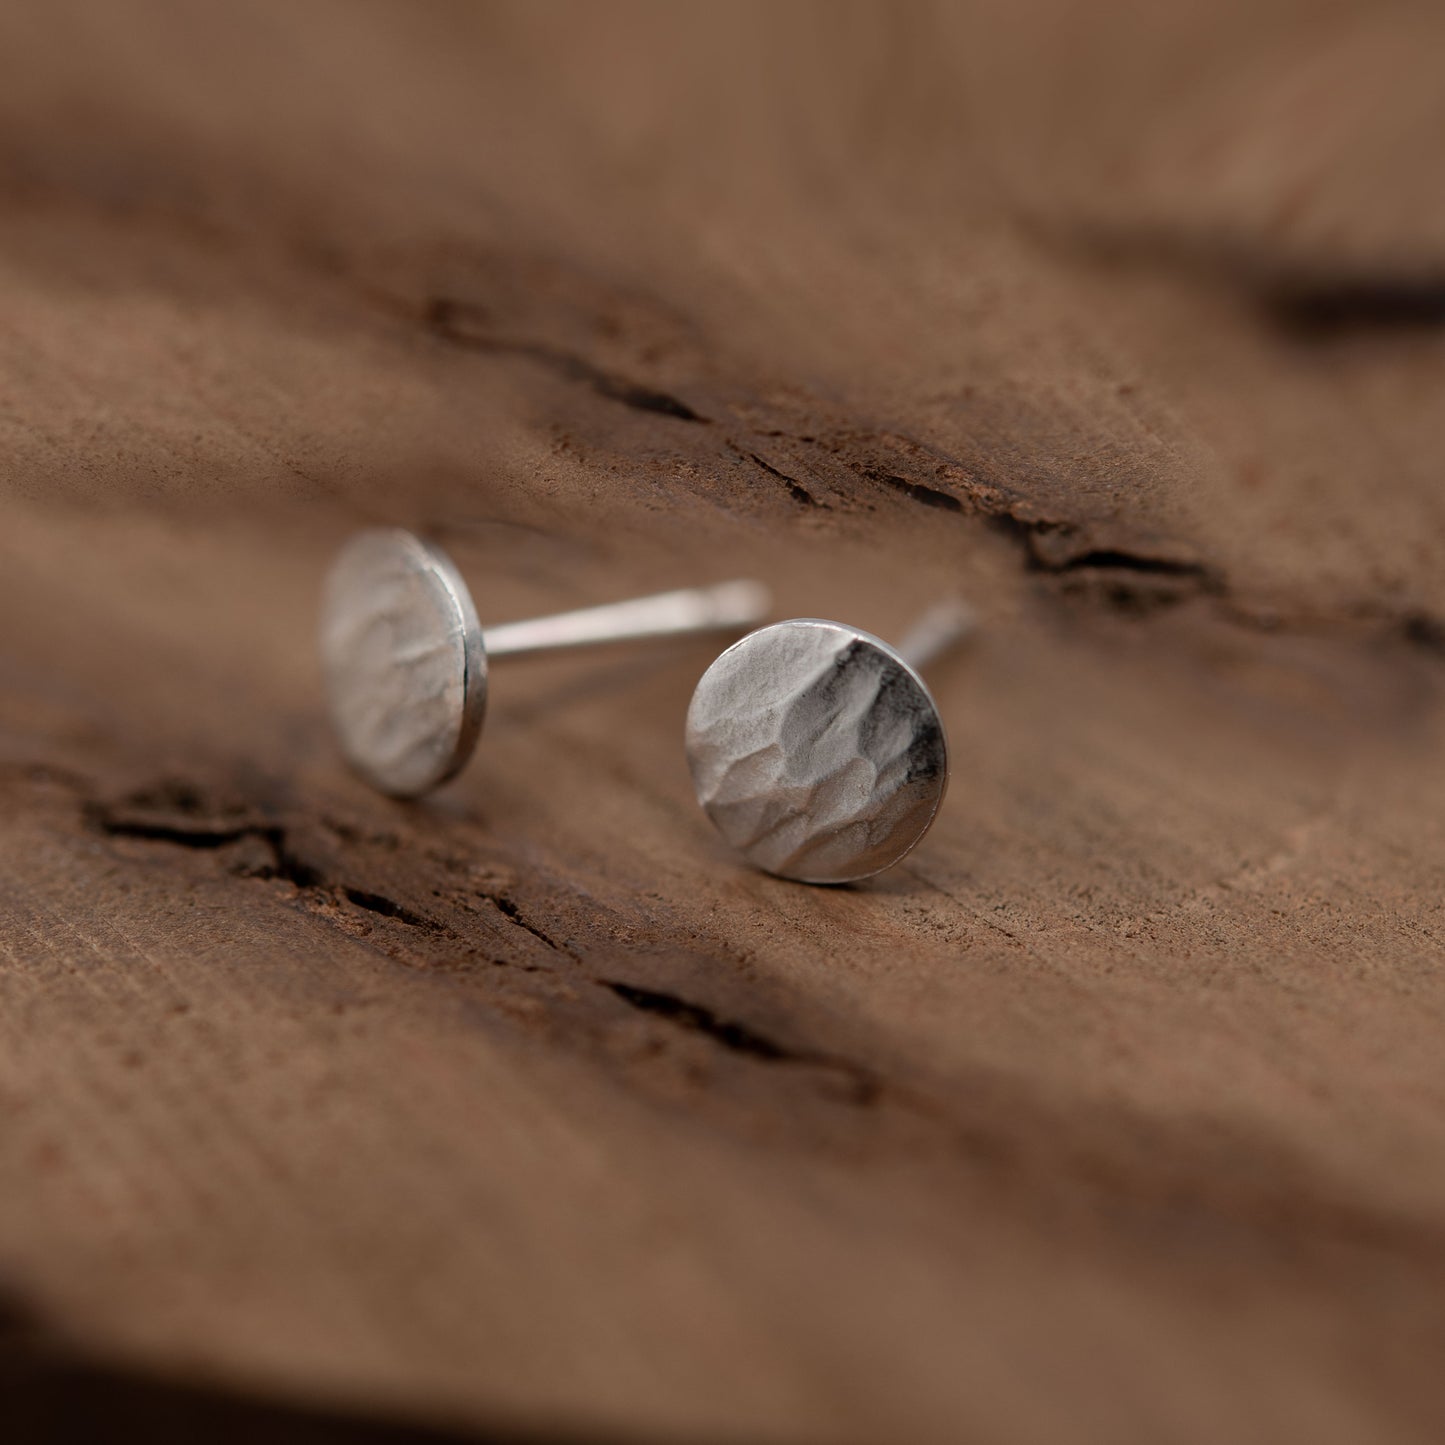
320, 528, 770, 798
685, 602, 974, 884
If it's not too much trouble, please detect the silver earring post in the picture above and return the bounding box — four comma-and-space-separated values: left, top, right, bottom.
891, 599, 977, 672
480, 581, 771, 659
685, 602, 974, 885
320, 528, 771, 798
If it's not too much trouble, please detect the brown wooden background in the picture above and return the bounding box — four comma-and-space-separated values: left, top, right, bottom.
2, 3, 1444, 1441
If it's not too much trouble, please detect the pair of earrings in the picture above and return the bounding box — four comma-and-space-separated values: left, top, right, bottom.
319, 529, 971, 884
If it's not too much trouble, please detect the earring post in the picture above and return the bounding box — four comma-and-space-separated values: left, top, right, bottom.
893, 599, 977, 672
482, 580, 772, 660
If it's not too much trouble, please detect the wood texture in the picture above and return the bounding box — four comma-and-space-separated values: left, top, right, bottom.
2, 3, 1444, 1441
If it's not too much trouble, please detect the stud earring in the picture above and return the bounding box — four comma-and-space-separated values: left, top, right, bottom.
320, 528, 771, 798
685, 601, 975, 884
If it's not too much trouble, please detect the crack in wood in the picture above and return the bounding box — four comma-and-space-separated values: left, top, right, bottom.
83, 781, 581, 971
423, 297, 706, 423
488, 894, 566, 953
1261, 277, 1445, 338
85, 788, 461, 939
724, 442, 824, 509
604, 981, 792, 1061
602, 980, 880, 1104
341, 887, 449, 936
859, 467, 965, 513
86, 804, 325, 891
1403, 612, 1445, 655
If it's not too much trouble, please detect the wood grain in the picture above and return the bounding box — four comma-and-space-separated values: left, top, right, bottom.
1, 3, 1444, 1441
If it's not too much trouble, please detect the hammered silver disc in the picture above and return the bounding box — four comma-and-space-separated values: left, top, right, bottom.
686, 619, 949, 884
319, 529, 487, 798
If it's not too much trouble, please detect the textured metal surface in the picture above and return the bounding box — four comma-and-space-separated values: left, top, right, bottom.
319, 529, 486, 798
686, 620, 949, 884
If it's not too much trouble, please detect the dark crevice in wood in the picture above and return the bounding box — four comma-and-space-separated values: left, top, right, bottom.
858, 468, 965, 512
787, 430, 1232, 617
86, 806, 326, 892
342, 888, 449, 936
487, 895, 566, 953
85, 787, 463, 938
1060, 221, 1445, 337
222, 829, 325, 890
726, 443, 823, 508
604, 981, 792, 1061
1261, 278, 1445, 338
602, 980, 881, 1104
1037, 548, 1214, 579
1402, 612, 1445, 656
984, 514, 1224, 615
86, 780, 578, 967
423, 298, 706, 423
86, 811, 257, 851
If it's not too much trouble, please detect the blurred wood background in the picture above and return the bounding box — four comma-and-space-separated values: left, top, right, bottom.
1, 2, 1444, 1441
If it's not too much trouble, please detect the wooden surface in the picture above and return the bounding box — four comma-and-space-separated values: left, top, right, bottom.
2, 3, 1445, 1441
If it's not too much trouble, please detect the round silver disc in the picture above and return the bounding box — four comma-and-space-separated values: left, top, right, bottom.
318, 529, 487, 798
686, 619, 949, 884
